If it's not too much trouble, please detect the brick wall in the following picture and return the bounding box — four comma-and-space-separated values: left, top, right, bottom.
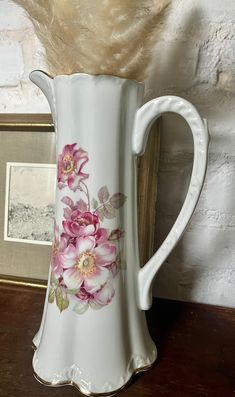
1, 0, 235, 307
149, 0, 235, 307
0, 0, 48, 112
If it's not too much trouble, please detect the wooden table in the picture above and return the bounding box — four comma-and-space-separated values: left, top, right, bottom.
0, 284, 234, 396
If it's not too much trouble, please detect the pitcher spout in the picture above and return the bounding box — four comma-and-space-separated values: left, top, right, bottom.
30, 70, 55, 118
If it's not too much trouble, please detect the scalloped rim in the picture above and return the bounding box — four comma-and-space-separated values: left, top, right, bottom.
33, 360, 155, 397
30, 69, 144, 87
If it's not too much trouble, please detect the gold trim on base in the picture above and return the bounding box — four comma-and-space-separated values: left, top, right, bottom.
33, 360, 155, 397
32, 342, 37, 352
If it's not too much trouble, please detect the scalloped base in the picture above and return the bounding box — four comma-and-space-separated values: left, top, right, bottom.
33, 359, 156, 397
32, 334, 157, 395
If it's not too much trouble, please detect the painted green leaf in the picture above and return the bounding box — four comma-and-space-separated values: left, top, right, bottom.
109, 193, 127, 209
96, 207, 104, 221
116, 252, 127, 270
50, 273, 59, 287
76, 199, 87, 212
73, 300, 89, 314
108, 229, 124, 241
103, 203, 116, 219
55, 287, 69, 312
98, 185, 109, 203
61, 196, 74, 208
119, 259, 127, 269
89, 301, 103, 310
91, 198, 98, 209
66, 288, 80, 295
48, 288, 55, 303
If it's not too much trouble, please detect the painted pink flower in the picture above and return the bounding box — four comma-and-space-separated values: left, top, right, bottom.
57, 143, 89, 191
62, 236, 116, 293
51, 224, 68, 278
48, 142, 128, 313
62, 210, 99, 238
93, 281, 115, 306
75, 282, 115, 311
62, 196, 88, 220
95, 228, 108, 244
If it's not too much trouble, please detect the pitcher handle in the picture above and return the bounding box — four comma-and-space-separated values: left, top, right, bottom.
132, 95, 209, 310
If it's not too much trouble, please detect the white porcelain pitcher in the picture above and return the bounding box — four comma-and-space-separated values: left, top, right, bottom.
30, 71, 209, 396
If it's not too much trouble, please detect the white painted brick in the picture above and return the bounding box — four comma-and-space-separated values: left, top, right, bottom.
151, 40, 199, 93
196, 42, 220, 86
0, 1, 31, 30
0, 44, 24, 86
217, 71, 235, 92
0, 85, 50, 112
153, 227, 235, 308
146, 0, 235, 308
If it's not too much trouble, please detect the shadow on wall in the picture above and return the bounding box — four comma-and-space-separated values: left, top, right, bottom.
146, 5, 230, 303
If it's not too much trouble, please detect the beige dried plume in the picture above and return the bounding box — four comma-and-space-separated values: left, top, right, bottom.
14, 0, 170, 81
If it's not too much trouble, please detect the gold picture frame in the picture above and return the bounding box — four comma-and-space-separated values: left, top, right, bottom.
0, 114, 160, 289
137, 121, 160, 266
0, 114, 54, 289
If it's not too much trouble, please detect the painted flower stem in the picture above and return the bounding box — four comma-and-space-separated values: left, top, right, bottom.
80, 180, 91, 211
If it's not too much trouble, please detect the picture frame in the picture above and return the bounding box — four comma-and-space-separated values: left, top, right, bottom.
137, 122, 160, 266
0, 114, 54, 288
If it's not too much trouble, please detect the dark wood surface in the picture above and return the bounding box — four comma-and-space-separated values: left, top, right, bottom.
0, 284, 234, 397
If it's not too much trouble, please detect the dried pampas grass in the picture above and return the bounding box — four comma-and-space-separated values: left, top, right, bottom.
13, 0, 170, 81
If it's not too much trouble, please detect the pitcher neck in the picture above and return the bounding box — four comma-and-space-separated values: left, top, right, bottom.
30, 71, 145, 123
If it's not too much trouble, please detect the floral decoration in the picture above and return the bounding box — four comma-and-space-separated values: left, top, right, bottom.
57, 143, 89, 191
49, 143, 126, 314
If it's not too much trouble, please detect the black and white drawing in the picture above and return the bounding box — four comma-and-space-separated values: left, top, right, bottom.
4, 163, 56, 245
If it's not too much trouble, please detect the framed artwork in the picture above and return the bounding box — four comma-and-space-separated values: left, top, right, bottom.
0, 114, 54, 287
4, 162, 56, 246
